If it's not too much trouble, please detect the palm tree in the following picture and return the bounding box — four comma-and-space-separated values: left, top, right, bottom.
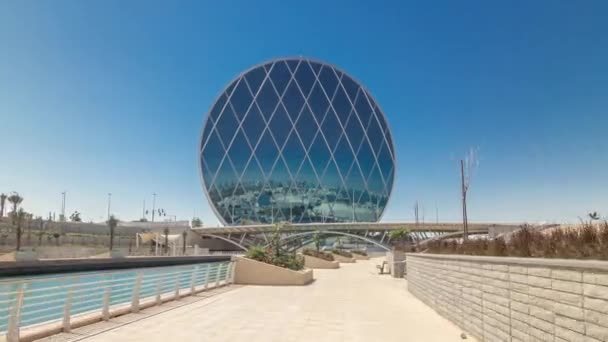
163, 227, 169, 255
15, 209, 27, 251
389, 228, 412, 250
107, 215, 118, 251
182, 231, 188, 255
7, 192, 23, 224
26, 212, 33, 245
589, 212, 600, 221
0, 193, 7, 218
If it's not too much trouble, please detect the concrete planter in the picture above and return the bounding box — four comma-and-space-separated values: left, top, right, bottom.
302, 254, 339, 269
351, 253, 370, 261
387, 250, 406, 278
332, 253, 356, 263
233, 256, 313, 286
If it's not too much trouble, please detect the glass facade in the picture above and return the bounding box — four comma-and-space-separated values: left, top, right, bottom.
199, 58, 395, 225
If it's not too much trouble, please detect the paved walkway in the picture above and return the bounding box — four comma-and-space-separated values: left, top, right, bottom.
44, 258, 471, 342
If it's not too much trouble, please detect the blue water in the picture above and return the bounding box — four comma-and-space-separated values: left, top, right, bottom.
0, 261, 230, 333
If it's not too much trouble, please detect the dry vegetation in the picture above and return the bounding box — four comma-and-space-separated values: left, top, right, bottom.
426, 222, 608, 260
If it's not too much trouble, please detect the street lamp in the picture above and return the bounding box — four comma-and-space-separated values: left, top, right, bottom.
107, 193, 112, 220
61, 192, 66, 222
152, 193, 157, 222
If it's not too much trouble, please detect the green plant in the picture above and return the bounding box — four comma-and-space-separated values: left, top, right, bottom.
7, 192, 23, 225
302, 248, 334, 261
271, 253, 304, 270
331, 249, 353, 258
313, 231, 322, 252
15, 208, 26, 251
36, 230, 45, 246
163, 227, 169, 255
70, 211, 82, 222
246, 246, 267, 262
0, 193, 7, 218
389, 228, 412, 250
191, 217, 202, 228
268, 222, 286, 258
107, 215, 118, 251
53, 232, 61, 246
351, 250, 368, 256
246, 244, 304, 271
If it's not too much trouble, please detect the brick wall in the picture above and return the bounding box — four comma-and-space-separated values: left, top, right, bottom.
407, 253, 608, 342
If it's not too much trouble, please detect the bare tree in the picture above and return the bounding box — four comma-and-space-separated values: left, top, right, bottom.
460, 148, 479, 240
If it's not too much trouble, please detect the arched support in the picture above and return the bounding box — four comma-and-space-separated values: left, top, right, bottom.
275, 230, 391, 251
417, 229, 487, 246
198, 233, 248, 251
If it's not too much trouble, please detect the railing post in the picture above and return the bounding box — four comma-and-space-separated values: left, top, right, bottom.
173, 277, 180, 300
7, 284, 25, 342
155, 275, 164, 305
102, 286, 111, 321
228, 260, 237, 284
63, 284, 75, 332
203, 264, 211, 290
189, 266, 198, 294
214, 263, 222, 287
131, 272, 143, 313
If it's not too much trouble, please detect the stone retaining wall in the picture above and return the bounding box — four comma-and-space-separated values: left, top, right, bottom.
407, 253, 608, 342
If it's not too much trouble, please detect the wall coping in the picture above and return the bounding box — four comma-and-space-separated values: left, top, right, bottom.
407, 253, 608, 272
0, 255, 232, 277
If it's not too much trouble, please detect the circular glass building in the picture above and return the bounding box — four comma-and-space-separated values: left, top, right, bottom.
199, 57, 395, 225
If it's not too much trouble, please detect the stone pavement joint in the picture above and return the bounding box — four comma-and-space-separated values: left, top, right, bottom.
44, 259, 474, 342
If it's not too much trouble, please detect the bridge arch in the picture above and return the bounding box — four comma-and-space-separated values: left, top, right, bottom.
199, 233, 248, 251
275, 230, 391, 252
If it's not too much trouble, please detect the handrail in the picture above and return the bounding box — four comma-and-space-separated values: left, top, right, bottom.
0, 260, 235, 341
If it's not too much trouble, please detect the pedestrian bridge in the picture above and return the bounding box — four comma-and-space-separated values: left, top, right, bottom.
191, 222, 521, 251
23, 259, 473, 342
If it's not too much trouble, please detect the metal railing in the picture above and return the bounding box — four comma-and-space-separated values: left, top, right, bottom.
0, 260, 235, 341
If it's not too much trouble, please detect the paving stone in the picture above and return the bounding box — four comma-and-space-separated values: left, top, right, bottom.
76, 259, 473, 342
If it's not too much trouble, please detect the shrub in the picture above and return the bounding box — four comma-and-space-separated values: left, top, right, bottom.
245, 245, 304, 271
246, 246, 267, 262
331, 249, 353, 258
302, 248, 334, 261
271, 253, 305, 270
423, 222, 608, 260
351, 250, 368, 256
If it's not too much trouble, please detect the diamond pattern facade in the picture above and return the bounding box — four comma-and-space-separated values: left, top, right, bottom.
199, 58, 395, 225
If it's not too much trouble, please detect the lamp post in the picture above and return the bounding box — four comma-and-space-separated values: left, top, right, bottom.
151, 193, 157, 222
61, 192, 66, 222
107, 193, 112, 221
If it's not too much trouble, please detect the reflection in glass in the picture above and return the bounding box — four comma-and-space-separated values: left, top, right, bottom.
200, 58, 395, 225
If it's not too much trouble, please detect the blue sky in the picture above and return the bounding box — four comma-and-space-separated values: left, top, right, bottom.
1, 1, 607, 224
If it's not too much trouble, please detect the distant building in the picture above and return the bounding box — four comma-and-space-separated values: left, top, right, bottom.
199, 57, 395, 225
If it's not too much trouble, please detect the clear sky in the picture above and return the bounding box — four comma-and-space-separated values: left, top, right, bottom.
1, 1, 607, 225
